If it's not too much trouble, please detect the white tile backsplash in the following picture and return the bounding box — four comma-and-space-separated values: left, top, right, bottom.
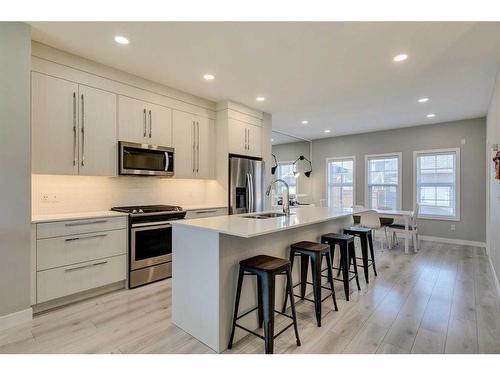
32, 174, 226, 215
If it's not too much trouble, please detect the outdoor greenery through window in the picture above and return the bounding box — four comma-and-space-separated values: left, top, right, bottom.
327, 157, 354, 208
366, 154, 400, 210
415, 150, 459, 219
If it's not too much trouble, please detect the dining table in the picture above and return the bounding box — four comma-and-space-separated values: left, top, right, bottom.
375, 208, 415, 254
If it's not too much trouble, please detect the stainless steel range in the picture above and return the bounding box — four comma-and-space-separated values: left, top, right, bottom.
111, 205, 186, 288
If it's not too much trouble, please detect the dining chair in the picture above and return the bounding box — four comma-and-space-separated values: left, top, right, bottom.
387, 203, 420, 251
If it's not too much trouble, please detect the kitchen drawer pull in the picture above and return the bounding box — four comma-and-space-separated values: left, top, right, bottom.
64, 260, 108, 272
194, 210, 217, 214
65, 263, 94, 272
65, 234, 108, 242
65, 220, 108, 227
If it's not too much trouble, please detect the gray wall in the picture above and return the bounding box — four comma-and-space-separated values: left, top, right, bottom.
0, 23, 31, 317
486, 67, 500, 283
311, 118, 486, 242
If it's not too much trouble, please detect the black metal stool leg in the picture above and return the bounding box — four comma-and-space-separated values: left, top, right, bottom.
310, 253, 322, 327
325, 251, 338, 311
341, 241, 350, 301
282, 248, 296, 313
368, 231, 377, 276
228, 267, 244, 349
286, 266, 301, 346
257, 276, 263, 328
300, 254, 309, 300
350, 241, 361, 291
360, 234, 370, 283
261, 272, 276, 354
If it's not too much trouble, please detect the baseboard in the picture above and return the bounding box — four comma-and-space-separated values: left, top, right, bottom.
0, 307, 32, 331
488, 256, 500, 300
374, 233, 486, 248
417, 235, 486, 248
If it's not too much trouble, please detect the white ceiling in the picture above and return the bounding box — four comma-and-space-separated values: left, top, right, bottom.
30, 22, 500, 140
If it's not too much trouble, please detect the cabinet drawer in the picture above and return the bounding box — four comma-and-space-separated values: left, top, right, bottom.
37, 229, 127, 271
37, 216, 127, 239
37, 254, 126, 303
185, 207, 227, 219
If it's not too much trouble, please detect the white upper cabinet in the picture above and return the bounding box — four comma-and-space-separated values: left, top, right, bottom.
147, 102, 172, 146
32, 72, 79, 175
32, 73, 117, 176
172, 110, 214, 179
78, 85, 117, 176
118, 95, 172, 147
228, 118, 262, 158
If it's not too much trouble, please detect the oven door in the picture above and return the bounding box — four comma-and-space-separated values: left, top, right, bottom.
130, 222, 172, 271
119, 141, 174, 176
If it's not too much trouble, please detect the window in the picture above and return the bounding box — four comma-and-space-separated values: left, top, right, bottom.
327, 157, 355, 208
276, 162, 297, 197
414, 149, 460, 220
365, 153, 402, 210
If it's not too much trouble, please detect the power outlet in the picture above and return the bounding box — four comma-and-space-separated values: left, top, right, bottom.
450, 224, 456, 231
41, 193, 58, 203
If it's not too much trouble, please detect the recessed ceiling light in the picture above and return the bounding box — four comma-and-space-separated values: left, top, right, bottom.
114, 36, 129, 45
418, 97, 429, 103
301, 120, 309, 125
393, 53, 408, 62
256, 96, 265, 102
324, 129, 331, 133
270, 138, 274, 142
426, 113, 436, 118
203, 74, 215, 80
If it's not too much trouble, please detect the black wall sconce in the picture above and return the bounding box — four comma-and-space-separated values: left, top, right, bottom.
293, 155, 312, 178
271, 154, 278, 175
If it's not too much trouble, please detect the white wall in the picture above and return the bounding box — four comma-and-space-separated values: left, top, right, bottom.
0, 23, 31, 318
486, 66, 500, 285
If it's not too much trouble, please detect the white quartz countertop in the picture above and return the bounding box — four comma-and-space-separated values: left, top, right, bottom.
32, 210, 129, 223
172, 206, 366, 238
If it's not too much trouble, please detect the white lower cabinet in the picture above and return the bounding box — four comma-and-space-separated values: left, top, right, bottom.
34, 216, 127, 305
37, 254, 126, 304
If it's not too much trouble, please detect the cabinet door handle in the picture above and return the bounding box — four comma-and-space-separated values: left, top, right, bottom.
65, 263, 94, 272
73, 92, 77, 166
92, 260, 108, 267
65, 233, 108, 242
194, 210, 217, 214
149, 110, 152, 138
143, 109, 147, 137
80, 93, 85, 166
192, 121, 196, 173
65, 220, 108, 227
196, 121, 200, 173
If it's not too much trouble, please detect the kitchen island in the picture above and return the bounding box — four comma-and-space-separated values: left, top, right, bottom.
171, 206, 364, 353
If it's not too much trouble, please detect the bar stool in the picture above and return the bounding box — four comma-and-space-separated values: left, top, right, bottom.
343, 226, 377, 283
282, 241, 338, 327
228, 255, 301, 354
320, 233, 361, 301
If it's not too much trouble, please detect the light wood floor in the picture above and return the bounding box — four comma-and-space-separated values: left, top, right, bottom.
1, 240, 499, 354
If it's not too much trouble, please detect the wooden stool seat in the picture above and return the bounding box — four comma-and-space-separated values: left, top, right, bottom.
321, 233, 353, 242
291, 241, 330, 253
344, 226, 371, 235
240, 255, 290, 273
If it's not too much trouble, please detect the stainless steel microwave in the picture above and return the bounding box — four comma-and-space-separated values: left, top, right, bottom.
119, 141, 174, 176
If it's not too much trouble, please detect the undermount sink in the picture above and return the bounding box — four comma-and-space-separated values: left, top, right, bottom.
243, 212, 294, 219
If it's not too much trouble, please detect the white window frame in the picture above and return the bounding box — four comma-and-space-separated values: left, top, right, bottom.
326, 156, 356, 208
413, 148, 461, 221
364, 152, 402, 210
275, 160, 298, 197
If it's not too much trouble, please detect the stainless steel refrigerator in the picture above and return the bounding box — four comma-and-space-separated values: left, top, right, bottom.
229, 156, 265, 214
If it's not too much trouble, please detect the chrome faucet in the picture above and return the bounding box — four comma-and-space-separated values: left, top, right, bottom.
266, 178, 290, 216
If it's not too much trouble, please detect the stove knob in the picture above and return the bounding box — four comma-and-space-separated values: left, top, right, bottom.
138, 209, 144, 213
132, 209, 137, 214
